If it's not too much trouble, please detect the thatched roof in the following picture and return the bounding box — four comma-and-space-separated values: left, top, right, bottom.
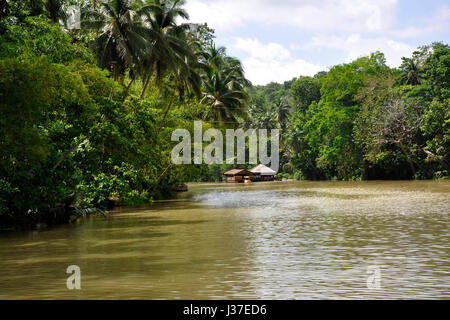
250, 164, 277, 175
223, 169, 254, 176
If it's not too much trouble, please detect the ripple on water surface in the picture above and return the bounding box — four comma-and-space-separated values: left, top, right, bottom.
0, 181, 449, 299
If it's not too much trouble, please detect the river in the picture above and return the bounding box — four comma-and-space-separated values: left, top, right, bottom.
0, 181, 449, 299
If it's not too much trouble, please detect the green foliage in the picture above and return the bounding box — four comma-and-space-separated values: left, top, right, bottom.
421, 99, 450, 169
421, 43, 450, 101
300, 53, 389, 179
290, 76, 321, 112
0, 16, 94, 63
81, 162, 153, 207
0, 0, 252, 229
0, 179, 18, 218
187, 23, 215, 51
199, 45, 249, 124
82, 0, 202, 99
293, 170, 305, 181
286, 49, 449, 180
0, 55, 97, 226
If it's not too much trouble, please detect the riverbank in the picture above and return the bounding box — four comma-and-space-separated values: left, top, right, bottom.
2, 178, 448, 232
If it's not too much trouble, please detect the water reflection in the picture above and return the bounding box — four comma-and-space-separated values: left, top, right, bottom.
0, 181, 448, 299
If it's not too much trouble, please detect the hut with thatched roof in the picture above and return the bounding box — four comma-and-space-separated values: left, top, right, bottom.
250, 164, 277, 181
223, 169, 254, 183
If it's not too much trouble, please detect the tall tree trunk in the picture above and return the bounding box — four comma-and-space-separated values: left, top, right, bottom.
140, 74, 151, 100
157, 100, 174, 134
126, 77, 135, 91
121, 77, 135, 102
108, 62, 118, 100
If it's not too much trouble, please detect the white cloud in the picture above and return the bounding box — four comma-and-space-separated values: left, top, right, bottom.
184, 0, 448, 84
309, 34, 415, 67
185, 0, 398, 32
232, 38, 325, 85
234, 38, 290, 61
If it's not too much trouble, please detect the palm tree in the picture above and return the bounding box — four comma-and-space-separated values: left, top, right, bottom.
198, 45, 226, 70
198, 45, 250, 87
82, 0, 152, 82
138, 0, 200, 99
250, 103, 278, 129
399, 57, 423, 85
274, 97, 292, 128
172, 54, 202, 100
199, 44, 250, 124
201, 68, 248, 124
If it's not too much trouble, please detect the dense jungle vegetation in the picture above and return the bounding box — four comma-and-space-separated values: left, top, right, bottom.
0, 0, 448, 228
248, 47, 449, 181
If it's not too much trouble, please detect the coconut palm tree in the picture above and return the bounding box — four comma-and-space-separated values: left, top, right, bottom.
201, 67, 248, 124
172, 53, 202, 100
82, 0, 152, 82
274, 97, 292, 127
198, 45, 250, 87
138, 0, 201, 99
197, 45, 226, 70
251, 103, 278, 129
198, 44, 250, 124
399, 57, 423, 85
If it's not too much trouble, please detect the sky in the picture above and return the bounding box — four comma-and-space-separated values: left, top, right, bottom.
184, 0, 450, 85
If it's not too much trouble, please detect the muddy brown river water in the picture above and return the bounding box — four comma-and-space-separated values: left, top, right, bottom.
0, 181, 449, 299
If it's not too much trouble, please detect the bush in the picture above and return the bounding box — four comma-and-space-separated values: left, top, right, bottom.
293, 170, 305, 181
0, 16, 94, 64
80, 162, 153, 208
433, 170, 449, 180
